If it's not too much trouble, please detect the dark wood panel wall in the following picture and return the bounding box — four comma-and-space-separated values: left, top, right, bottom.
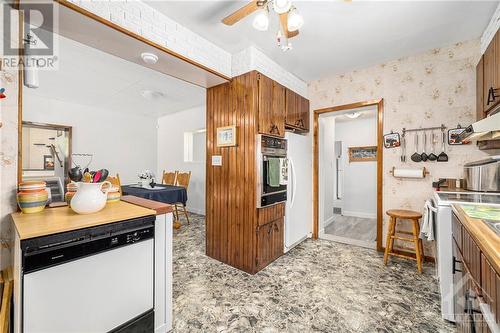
206, 72, 259, 274
206, 70, 309, 274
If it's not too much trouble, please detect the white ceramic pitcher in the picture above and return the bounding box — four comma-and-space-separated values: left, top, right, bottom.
70, 181, 112, 214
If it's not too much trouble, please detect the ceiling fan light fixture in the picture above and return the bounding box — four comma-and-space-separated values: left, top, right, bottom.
273, 0, 291, 14
287, 7, 303, 32
252, 8, 269, 31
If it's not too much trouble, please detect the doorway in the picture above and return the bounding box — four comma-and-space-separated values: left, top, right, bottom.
313, 100, 384, 251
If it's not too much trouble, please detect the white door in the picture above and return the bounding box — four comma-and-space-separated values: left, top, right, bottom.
285, 132, 312, 251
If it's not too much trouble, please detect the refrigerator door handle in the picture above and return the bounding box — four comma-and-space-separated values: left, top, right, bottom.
289, 158, 297, 208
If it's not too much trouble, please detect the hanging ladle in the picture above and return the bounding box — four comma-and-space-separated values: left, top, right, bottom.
420, 131, 428, 162
428, 132, 438, 161
411, 132, 422, 162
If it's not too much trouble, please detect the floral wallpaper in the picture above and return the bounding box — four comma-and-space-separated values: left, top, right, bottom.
309, 39, 490, 254
0, 7, 19, 268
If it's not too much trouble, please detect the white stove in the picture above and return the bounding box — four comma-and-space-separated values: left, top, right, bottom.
432, 190, 500, 322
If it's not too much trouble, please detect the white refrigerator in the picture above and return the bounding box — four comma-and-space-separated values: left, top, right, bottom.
284, 132, 312, 252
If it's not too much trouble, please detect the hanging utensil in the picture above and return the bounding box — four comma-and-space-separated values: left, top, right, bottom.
400, 132, 406, 162
420, 131, 428, 162
411, 132, 422, 162
437, 129, 449, 162
428, 132, 438, 161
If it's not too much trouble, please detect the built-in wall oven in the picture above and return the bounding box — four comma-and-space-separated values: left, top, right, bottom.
256, 134, 288, 208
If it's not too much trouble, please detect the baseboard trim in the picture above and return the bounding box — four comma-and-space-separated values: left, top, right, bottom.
186, 207, 205, 215
322, 216, 334, 228
342, 211, 377, 219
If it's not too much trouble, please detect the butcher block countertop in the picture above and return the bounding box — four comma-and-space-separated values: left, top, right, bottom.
452, 204, 500, 273
121, 195, 173, 215
11, 200, 156, 240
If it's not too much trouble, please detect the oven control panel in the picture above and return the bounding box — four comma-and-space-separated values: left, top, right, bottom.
261, 135, 287, 150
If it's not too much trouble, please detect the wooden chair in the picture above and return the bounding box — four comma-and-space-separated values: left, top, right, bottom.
106, 173, 122, 195
383, 209, 424, 273
162, 171, 177, 185
174, 171, 191, 224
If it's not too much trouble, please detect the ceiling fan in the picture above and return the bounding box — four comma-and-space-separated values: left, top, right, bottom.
222, 0, 304, 51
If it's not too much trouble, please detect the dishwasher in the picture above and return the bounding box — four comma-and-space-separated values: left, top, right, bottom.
21, 215, 155, 333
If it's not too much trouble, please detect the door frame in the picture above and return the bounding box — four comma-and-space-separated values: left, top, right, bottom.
312, 99, 384, 252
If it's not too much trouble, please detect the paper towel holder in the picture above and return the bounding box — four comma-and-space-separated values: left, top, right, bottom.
389, 166, 430, 178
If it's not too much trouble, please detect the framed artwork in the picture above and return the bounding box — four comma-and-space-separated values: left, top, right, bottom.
383, 132, 401, 148
448, 127, 470, 145
217, 126, 237, 147
348, 146, 377, 162
43, 155, 54, 170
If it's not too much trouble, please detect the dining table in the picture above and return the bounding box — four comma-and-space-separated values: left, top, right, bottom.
121, 184, 188, 229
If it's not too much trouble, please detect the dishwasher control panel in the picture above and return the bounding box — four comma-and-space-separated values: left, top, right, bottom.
21, 216, 155, 274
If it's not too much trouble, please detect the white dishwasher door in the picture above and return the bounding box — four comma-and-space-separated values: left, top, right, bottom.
23, 239, 154, 333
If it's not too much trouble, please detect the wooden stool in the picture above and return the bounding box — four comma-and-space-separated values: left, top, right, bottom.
383, 209, 424, 273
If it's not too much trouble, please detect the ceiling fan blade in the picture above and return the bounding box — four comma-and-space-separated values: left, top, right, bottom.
222, 1, 263, 26
279, 13, 299, 39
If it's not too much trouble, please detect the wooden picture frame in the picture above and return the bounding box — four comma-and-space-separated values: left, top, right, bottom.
216, 125, 237, 147
348, 146, 377, 162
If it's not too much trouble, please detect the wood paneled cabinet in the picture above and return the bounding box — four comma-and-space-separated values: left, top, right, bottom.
285, 88, 310, 132
475, 30, 500, 149
206, 71, 288, 274
256, 218, 284, 271
258, 74, 286, 137
452, 213, 499, 332
482, 30, 500, 113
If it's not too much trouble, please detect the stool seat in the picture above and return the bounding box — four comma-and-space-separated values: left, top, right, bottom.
384, 208, 424, 273
386, 209, 422, 219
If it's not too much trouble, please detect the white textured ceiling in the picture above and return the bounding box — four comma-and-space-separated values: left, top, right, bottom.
29, 34, 205, 118
147, 0, 498, 81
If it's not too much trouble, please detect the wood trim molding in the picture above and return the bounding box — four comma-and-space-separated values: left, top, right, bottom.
54, 0, 231, 82
313, 99, 384, 252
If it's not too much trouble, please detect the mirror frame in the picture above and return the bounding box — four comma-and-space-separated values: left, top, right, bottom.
20, 121, 72, 185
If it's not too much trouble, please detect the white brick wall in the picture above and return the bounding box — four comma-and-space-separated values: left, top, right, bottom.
69, 0, 232, 77
69, 1, 307, 97
481, 2, 500, 54
232, 46, 308, 98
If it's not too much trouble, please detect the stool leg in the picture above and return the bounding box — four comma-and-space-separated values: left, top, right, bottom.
416, 221, 425, 268
384, 217, 395, 265
412, 219, 423, 273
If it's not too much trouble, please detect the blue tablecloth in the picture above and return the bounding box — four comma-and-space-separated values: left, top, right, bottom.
122, 184, 187, 206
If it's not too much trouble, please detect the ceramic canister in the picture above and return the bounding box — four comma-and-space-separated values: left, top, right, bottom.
107, 190, 121, 203
17, 189, 48, 214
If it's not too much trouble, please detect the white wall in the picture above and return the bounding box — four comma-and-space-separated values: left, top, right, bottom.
157, 105, 206, 215
335, 113, 377, 218
23, 94, 158, 184
318, 116, 336, 229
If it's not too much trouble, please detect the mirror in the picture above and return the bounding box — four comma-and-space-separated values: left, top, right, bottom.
21, 122, 71, 201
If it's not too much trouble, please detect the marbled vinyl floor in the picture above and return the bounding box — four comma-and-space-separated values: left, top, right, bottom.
172, 214, 454, 332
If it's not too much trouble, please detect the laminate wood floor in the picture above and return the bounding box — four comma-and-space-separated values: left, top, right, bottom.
324, 215, 377, 242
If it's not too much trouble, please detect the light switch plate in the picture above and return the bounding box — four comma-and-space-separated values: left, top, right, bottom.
211, 155, 222, 166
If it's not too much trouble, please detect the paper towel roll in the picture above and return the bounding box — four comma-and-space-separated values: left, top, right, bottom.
392, 168, 425, 179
